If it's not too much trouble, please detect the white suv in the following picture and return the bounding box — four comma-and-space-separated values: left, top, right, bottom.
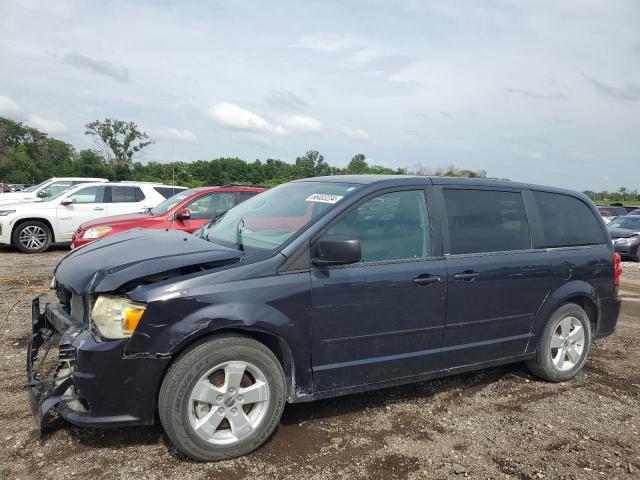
0, 181, 186, 253
0, 177, 108, 205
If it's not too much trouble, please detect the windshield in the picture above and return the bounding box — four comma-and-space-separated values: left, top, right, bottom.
150, 188, 197, 215
23, 179, 50, 193
198, 181, 361, 252
609, 216, 640, 230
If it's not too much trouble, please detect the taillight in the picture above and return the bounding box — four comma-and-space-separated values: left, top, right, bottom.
614, 252, 622, 287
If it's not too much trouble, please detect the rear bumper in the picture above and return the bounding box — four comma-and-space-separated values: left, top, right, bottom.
595, 296, 621, 338
27, 297, 170, 432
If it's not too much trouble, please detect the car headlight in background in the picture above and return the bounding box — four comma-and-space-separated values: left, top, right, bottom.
91, 295, 146, 339
0, 210, 16, 216
83, 226, 112, 239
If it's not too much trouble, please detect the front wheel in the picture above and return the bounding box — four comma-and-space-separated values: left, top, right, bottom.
12, 221, 52, 253
159, 335, 286, 461
527, 303, 592, 382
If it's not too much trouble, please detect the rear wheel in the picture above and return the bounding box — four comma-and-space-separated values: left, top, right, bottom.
527, 303, 592, 382
12, 221, 52, 253
159, 334, 286, 461
630, 245, 640, 262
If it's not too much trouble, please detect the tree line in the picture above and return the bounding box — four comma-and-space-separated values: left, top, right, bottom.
1, 115, 488, 188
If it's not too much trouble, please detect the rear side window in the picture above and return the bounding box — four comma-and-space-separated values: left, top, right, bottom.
533, 191, 606, 247
154, 186, 186, 199
237, 191, 260, 203
109, 186, 143, 203
443, 189, 531, 255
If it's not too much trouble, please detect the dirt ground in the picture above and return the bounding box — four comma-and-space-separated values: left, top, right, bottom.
0, 246, 639, 480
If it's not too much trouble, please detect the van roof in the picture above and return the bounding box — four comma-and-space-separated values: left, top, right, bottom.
295, 175, 585, 198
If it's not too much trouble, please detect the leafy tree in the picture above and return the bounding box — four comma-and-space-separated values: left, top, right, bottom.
346, 153, 369, 174
295, 150, 331, 178
85, 119, 153, 167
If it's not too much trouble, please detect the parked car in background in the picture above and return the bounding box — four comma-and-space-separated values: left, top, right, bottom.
29, 176, 621, 461
0, 181, 185, 253
626, 208, 640, 215
608, 215, 640, 261
71, 185, 265, 248
0, 177, 108, 205
597, 205, 627, 223
1, 183, 12, 193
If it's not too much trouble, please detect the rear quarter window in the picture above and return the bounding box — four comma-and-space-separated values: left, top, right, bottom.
533, 191, 606, 247
154, 186, 187, 199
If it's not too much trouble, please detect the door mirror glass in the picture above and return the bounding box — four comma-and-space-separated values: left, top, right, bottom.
176, 208, 191, 220
312, 234, 361, 266
37, 190, 47, 198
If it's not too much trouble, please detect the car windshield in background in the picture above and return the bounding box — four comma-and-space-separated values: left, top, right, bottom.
23, 179, 49, 193
609, 216, 640, 230
198, 181, 361, 252
150, 189, 197, 215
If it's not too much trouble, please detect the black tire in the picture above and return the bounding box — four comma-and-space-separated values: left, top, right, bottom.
527, 303, 592, 382
159, 334, 286, 461
12, 220, 52, 253
630, 246, 640, 262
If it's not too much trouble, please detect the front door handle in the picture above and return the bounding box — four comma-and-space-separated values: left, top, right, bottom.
412, 275, 442, 286
452, 271, 479, 281
93, 207, 104, 211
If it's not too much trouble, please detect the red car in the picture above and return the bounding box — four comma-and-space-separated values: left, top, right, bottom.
71, 185, 265, 248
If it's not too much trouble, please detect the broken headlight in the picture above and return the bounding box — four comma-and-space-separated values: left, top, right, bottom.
91, 295, 146, 340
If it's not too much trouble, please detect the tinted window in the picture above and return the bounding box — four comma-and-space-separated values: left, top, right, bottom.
110, 186, 142, 203
443, 189, 531, 254
533, 191, 606, 247
326, 190, 430, 262
187, 192, 237, 220
154, 186, 187, 199
67, 186, 105, 204
237, 191, 259, 203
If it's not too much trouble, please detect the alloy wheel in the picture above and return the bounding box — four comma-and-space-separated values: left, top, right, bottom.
188, 360, 270, 445
550, 316, 585, 371
18, 225, 48, 251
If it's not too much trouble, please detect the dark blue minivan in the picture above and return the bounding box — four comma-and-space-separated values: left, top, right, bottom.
28, 175, 621, 461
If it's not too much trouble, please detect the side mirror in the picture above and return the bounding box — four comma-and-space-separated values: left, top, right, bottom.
37, 190, 48, 198
312, 234, 361, 267
175, 208, 191, 220
60, 198, 73, 206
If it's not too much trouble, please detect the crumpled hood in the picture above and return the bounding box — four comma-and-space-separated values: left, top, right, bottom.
55, 229, 242, 294
608, 227, 640, 239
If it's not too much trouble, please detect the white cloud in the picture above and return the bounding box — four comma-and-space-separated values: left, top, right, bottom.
341, 127, 369, 140
155, 128, 199, 143
279, 114, 323, 133
295, 33, 360, 52
27, 114, 68, 134
207, 103, 322, 136
0, 95, 21, 116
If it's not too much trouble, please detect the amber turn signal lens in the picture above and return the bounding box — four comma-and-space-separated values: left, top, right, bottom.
122, 306, 145, 334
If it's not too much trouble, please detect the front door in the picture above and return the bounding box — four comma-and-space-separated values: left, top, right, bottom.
439, 187, 552, 368
311, 188, 447, 391
56, 186, 108, 241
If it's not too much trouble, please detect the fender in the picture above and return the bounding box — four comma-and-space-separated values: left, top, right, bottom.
525, 279, 599, 353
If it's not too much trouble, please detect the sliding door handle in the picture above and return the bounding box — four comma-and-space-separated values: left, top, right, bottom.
413, 275, 442, 286
452, 271, 479, 281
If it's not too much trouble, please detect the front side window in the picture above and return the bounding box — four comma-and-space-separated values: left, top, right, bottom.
67, 186, 105, 204
187, 192, 237, 220
444, 189, 531, 255
150, 189, 197, 216
198, 181, 361, 252
40, 181, 74, 198
533, 191, 606, 247
325, 190, 430, 262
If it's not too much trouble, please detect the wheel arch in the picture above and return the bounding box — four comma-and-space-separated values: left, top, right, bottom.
527, 280, 600, 353
11, 217, 56, 242
159, 326, 298, 402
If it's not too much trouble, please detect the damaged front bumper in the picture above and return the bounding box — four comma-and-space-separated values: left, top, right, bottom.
27, 297, 171, 433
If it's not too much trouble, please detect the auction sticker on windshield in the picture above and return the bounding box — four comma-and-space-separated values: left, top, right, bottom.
305, 193, 344, 204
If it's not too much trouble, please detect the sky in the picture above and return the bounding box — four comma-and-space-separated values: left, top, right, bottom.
0, 0, 639, 191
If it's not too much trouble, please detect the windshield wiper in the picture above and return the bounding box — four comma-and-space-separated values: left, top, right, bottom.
234, 217, 245, 252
